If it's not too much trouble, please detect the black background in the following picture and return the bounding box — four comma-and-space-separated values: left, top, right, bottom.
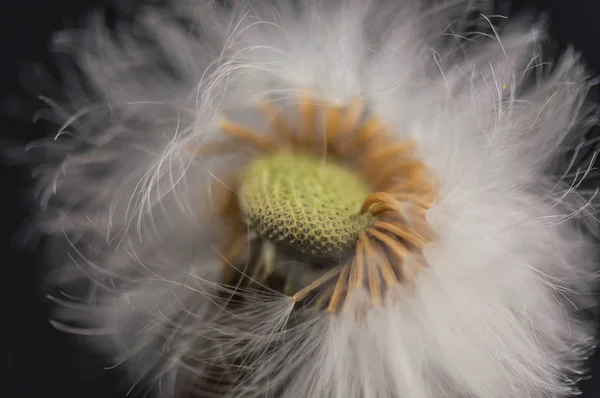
2, 1, 600, 397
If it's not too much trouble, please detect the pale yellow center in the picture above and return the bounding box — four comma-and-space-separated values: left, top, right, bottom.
238, 153, 372, 258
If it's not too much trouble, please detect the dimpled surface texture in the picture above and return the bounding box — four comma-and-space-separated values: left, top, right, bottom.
239, 152, 371, 258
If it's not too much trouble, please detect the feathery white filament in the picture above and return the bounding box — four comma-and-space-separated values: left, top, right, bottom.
21, 0, 599, 397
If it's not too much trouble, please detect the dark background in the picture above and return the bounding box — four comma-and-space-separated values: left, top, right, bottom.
2, 1, 600, 397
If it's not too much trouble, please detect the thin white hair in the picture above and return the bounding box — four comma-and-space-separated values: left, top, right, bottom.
16, 0, 600, 397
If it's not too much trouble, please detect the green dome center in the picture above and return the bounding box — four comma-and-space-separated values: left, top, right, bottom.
239, 153, 372, 258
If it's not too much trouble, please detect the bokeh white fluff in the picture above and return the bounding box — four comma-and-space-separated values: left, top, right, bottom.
22, 0, 600, 397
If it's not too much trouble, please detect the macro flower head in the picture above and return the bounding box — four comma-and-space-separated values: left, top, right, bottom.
19, 0, 600, 397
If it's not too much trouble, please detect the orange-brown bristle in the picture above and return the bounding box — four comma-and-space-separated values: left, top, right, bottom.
189, 93, 437, 314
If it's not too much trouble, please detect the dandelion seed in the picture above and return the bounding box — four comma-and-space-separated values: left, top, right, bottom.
19, 1, 599, 397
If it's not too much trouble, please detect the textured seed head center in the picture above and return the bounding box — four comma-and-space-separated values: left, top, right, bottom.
239, 153, 372, 258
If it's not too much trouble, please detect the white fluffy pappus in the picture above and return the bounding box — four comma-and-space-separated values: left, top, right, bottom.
19, 0, 600, 397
